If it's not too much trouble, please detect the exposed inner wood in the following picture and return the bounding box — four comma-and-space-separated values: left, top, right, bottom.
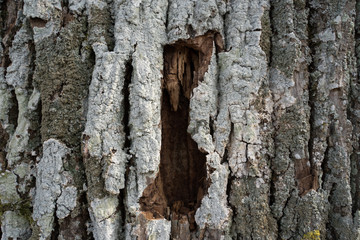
140, 32, 220, 232
29, 17, 48, 28
162, 32, 220, 111
295, 157, 318, 196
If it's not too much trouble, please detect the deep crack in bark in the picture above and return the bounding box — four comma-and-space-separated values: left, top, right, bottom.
139, 32, 220, 233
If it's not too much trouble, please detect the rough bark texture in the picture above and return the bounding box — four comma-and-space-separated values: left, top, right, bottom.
1, 0, 360, 239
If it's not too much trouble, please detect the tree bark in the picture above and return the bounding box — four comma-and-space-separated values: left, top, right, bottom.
0, 0, 359, 239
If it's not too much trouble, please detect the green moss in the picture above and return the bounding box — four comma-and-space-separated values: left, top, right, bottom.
0, 172, 21, 203
0, 203, 12, 218
29, 223, 41, 240
0, 199, 34, 225
18, 200, 34, 225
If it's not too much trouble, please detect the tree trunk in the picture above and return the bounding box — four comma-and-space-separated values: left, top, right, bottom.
0, 0, 359, 239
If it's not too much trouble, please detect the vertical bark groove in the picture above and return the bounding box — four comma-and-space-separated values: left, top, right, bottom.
119, 58, 132, 229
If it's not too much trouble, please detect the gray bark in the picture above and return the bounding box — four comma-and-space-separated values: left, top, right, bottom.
0, 0, 359, 239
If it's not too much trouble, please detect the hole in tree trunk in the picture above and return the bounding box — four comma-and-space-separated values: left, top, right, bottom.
140, 32, 222, 233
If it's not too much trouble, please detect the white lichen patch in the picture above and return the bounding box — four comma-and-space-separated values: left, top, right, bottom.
1, 211, 32, 240
5, 28, 32, 89
14, 162, 36, 194
5, 25, 36, 167
0, 171, 20, 204
228, 141, 247, 178
69, 0, 86, 14
84, 47, 128, 194
167, 0, 224, 43
195, 153, 232, 231
24, 0, 65, 43
33, 139, 78, 239
146, 219, 171, 240
188, 45, 218, 154
24, 0, 61, 20
0, 86, 13, 137
56, 186, 78, 219
89, 197, 120, 240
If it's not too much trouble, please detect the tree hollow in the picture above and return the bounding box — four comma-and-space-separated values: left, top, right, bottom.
139, 33, 220, 230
